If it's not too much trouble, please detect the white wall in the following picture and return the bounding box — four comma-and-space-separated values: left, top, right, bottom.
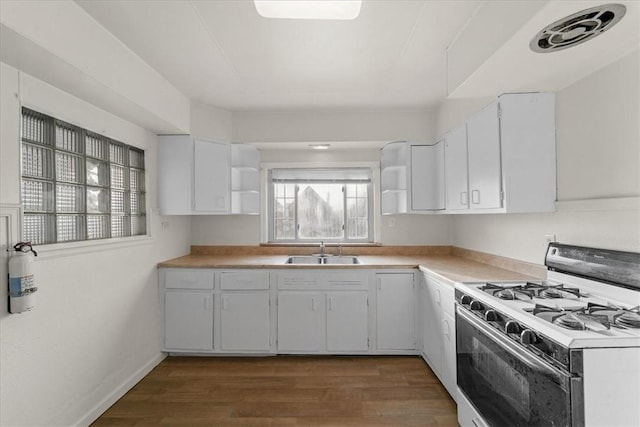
0, 62, 191, 426
437, 50, 640, 264
190, 102, 233, 142
233, 109, 434, 143
0, 1, 190, 134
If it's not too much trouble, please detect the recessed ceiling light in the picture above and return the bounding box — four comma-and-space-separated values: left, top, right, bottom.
309, 144, 331, 150
254, 1, 362, 20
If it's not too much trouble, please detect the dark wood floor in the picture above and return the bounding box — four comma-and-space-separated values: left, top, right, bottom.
92, 355, 458, 426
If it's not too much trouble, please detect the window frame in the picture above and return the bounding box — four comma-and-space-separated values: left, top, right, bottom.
267, 168, 374, 243
20, 107, 147, 245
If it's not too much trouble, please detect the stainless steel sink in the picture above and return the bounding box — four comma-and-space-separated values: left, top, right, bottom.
284, 255, 360, 265
323, 256, 360, 265
285, 256, 323, 264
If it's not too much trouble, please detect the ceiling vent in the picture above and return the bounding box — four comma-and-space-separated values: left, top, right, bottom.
530, 3, 626, 53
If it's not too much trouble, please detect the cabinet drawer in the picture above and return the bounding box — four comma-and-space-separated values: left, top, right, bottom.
220, 271, 270, 290
325, 271, 368, 290
277, 271, 320, 289
164, 269, 214, 290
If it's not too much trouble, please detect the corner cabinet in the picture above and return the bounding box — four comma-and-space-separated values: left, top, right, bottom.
444, 92, 556, 213
380, 141, 445, 214
158, 135, 260, 215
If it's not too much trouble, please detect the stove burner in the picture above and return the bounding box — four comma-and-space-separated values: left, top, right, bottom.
617, 312, 640, 328
481, 281, 585, 301
586, 303, 640, 329
540, 288, 564, 299
495, 289, 531, 300
554, 312, 610, 331
554, 313, 587, 330
482, 282, 538, 300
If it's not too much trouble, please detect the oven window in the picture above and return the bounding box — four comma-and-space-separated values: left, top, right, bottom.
472, 337, 531, 420
457, 310, 574, 427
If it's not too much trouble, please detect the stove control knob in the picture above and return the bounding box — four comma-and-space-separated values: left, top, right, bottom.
521, 329, 538, 345
460, 295, 473, 305
469, 300, 483, 311
505, 320, 521, 334
485, 310, 499, 322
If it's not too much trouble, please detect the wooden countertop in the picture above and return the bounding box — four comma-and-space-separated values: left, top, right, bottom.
158, 253, 537, 283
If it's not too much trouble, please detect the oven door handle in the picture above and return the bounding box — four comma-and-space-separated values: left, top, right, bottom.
457, 306, 572, 388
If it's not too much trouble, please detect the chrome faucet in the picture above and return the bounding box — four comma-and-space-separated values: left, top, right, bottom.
320, 241, 325, 257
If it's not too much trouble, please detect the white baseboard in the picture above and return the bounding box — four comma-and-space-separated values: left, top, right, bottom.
75, 352, 167, 427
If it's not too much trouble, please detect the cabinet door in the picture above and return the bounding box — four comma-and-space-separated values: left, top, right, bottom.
326, 292, 368, 351
444, 125, 469, 211
411, 143, 445, 211
277, 292, 324, 352
441, 311, 457, 401
194, 139, 230, 213
467, 101, 502, 209
220, 292, 270, 351
376, 273, 415, 350
158, 135, 193, 215
164, 291, 213, 350
423, 277, 443, 375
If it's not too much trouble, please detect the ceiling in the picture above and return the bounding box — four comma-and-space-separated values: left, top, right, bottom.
2, 0, 637, 122
76, 0, 481, 111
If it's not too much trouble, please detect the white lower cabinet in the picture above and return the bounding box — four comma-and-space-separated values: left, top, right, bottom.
161, 268, 426, 357
165, 291, 213, 351
441, 311, 456, 396
420, 270, 457, 401
162, 268, 214, 352
277, 292, 325, 352
220, 292, 271, 351
326, 292, 369, 351
376, 272, 415, 350
420, 273, 442, 372
276, 271, 370, 353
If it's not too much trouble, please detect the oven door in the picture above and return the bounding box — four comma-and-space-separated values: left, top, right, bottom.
456, 307, 583, 427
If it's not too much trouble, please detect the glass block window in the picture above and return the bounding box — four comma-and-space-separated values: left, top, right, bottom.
21, 108, 147, 244
269, 168, 373, 243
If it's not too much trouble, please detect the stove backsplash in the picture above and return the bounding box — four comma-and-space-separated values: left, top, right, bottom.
545, 243, 640, 291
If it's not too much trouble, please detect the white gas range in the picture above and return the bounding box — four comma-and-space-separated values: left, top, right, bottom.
455, 243, 640, 427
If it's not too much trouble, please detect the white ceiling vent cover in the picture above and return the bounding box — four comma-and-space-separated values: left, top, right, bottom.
530, 3, 626, 53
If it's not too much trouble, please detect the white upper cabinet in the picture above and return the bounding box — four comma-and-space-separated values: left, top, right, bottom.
467, 101, 502, 210
194, 139, 230, 213
444, 124, 469, 211
158, 136, 260, 215
380, 141, 445, 214
158, 134, 193, 215
411, 142, 445, 211
445, 92, 556, 213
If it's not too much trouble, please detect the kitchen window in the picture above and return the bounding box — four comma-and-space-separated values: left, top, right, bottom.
20, 107, 146, 245
268, 168, 373, 243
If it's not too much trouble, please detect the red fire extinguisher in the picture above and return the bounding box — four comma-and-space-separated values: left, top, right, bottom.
8, 242, 38, 314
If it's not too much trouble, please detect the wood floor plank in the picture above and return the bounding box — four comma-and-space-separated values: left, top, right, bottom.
91, 356, 458, 427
